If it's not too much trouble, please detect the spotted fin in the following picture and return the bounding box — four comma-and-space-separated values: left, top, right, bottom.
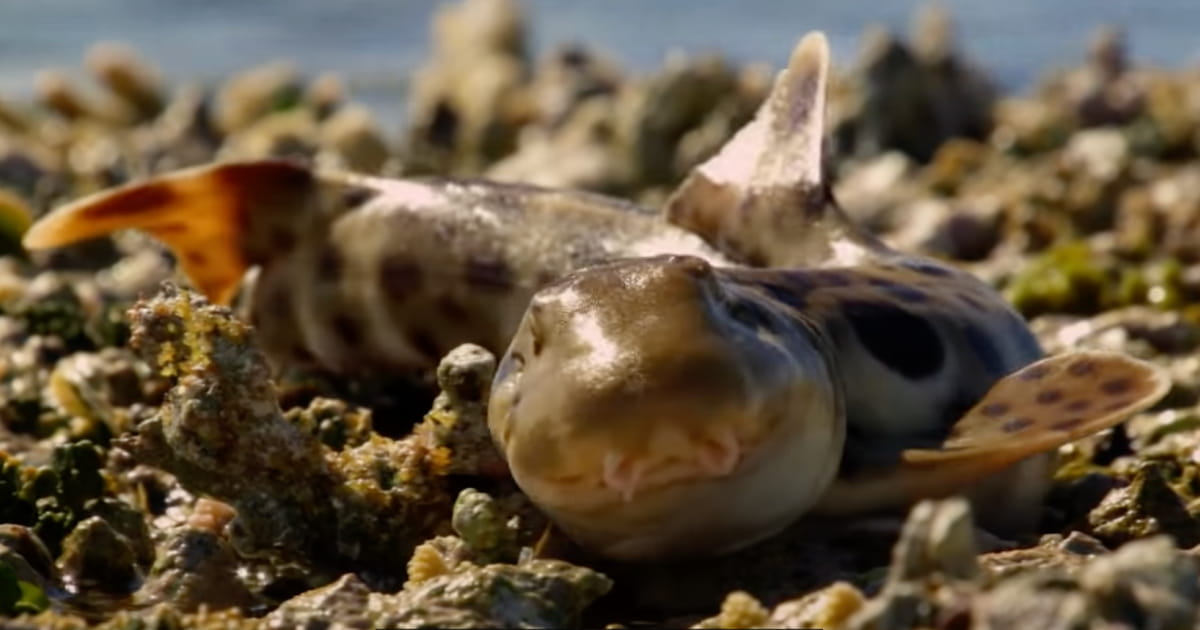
814, 350, 1170, 516
663, 32, 881, 268
22, 160, 315, 305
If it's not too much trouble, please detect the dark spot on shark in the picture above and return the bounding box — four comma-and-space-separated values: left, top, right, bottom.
380, 253, 423, 303
437, 296, 470, 324
1036, 389, 1064, 405
1002, 417, 1034, 432
409, 327, 442, 361
331, 312, 364, 349
465, 257, 514, 291
841, 299, 944, 379
982, 402, 1010, 417
1068, 359, 1096, 377
1101, 377, 1133, 396
269, 226, 296, 252
316, 248, 342, 284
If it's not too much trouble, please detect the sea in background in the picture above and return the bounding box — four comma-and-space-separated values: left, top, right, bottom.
1, 0, 1199, 135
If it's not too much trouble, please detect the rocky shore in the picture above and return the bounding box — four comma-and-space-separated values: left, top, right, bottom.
4, 0, 1200, 628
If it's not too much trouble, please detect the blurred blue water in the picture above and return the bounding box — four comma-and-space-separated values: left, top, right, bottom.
1, 0, 1198, 132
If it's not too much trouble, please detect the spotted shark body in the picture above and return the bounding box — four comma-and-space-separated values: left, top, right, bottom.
21, 161, 731, 376
22, 34, 1170, 563
485, 33, 1169, 560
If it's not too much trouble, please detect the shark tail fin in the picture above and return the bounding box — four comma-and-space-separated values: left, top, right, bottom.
22, 160, 315, 305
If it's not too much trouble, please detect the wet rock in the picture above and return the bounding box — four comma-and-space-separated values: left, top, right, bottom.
371, 559, 611, 629
217, 109, 319, 162
283, 396, 374, 450
33, 70, 102, 123
85, 497, 154, 572
142, 84, 222, 173
1051, 26, 1146, 129
1087, 460, 1200, 548
614, 54, 749, 187
0, 441, 106, 557
57, 516, 140, 594
451, 488, 519, 564
305, 72, 347, 120
887, 197, 1003, 262
138, 503, 254, 613
975, 536, 1199, 630
119, 283, 452, 576
405, 0, 530, 175
317, 104, 392, 174
693, 590, 769, 629
0, 525, 56, 586
84, 42, 165, 122
485, 97, 623, 192
415, 343, 506, 477
977, 531, 1109, 581
46, 347, 151, 438
214, 61, 303, 135
264, 572, 373, 629
843, 498, 980, 630
527, 44, 622, 128
835, 7, 992, 165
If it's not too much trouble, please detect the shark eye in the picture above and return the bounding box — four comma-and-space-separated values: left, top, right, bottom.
494, 350, 525, 386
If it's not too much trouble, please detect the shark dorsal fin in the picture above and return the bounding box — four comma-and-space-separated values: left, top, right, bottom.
664, 32, 885, 268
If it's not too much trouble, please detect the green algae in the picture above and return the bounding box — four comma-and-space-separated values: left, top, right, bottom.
0, 559, 50, 616
1006, 240, 1189, 318
0, 441, 105, 556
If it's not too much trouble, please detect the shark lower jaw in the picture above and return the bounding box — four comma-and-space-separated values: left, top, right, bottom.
508, 405, 844, 561
510, 422, 760, 512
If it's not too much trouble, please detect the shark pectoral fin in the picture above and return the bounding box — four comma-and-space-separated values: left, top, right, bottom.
663, 32, 830, 264
814, 351, 1170, 517
914, 350, 1170, 458
22, 160, 314, 305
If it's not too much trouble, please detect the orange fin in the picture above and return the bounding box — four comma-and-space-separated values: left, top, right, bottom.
22, 160, 314, 305
814, 351, 1170, 516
